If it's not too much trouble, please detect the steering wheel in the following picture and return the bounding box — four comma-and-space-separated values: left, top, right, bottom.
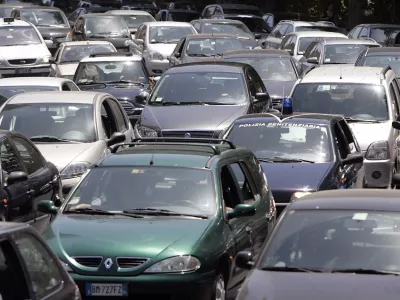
350, 114, 375, 119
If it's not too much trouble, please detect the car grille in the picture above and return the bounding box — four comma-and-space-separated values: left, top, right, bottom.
72, 256, 103, 268
117, 257, 149, 269
8, 59, 36, 65
161, 130, 214, 138
119, 100, 135, 114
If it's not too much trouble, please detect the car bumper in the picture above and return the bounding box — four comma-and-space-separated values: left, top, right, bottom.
72, 271, 215, 300
0, 66, 51, 77
145, 59, 169, 76
364, 158, 393, 188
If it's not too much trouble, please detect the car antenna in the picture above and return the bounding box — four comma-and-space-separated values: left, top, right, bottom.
340, 66, 343, 80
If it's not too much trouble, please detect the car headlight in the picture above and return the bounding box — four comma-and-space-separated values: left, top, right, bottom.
134, 124, 158, 138
290, 191, 313, 201
149, 51, 164, 61
144, 255, 200, 273
39, 56, 51, 63
365, 140, 389, 160
61, 162, 91, 179
59, 259, 73, 272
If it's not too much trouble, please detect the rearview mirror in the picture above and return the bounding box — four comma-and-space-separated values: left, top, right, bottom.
255, 92, 270, 102
235, 251, 254, 270
7, 171, 28, 186
254, 33, 261, 39
342, 153, 363, 166
227, 204, 256, 220
37, 200, 59, 215
307, 57, 318, 64
74, 30, 82, 35
106, 132, 126, 147
135, 91, 150, 104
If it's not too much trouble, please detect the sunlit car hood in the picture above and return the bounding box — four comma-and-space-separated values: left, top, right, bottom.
58, 63, 79, 76
237, 270, 400, 300
35, 143, 93, 171
147, 43, 177, 57
0, 44, 51, 60
348, 121, 392, 151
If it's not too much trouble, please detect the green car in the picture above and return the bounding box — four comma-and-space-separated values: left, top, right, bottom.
38, 139, 276, 300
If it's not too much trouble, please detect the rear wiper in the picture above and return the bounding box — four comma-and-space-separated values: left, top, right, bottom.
345, 117, 382, 123
261, 266, 323, 273
105, 80, 144, 86
331, 268, 400, 275
64, 207, 144, 218
271, 156, 315, 163
30, 136, 79, 143
123, 208, 208, 219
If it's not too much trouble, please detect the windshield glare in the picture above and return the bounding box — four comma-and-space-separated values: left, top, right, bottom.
149, 26, 195, 43
227, 17, 270, 33
260, 210, 400, 272
371, 28, 400, 44
227, 122, 332, 163
186, 38, 244, 56
86, 17, 129, 37
20, 10, 68, 27
224, 57, 296, 81
296, 26, 341, 33
75, 61, 148, 84
0, 26, 41, 46
60, 44, 116, 63
121, 14, 154, 28
324, 44, 374, 64
167, 12, 201, 22
65, 167, 216, 216
292, 83, 388, 121
0, 103, 95, 142
364, 55, 400, 77
0, 86, 58, 103
203, 23, 253, 39
149, 72, 247, 105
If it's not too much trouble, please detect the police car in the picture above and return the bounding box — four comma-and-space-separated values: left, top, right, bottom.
0, 18, 52, 77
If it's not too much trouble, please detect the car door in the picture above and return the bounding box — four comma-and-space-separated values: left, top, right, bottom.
106, 97, 133, 141
169, 37, 186, 67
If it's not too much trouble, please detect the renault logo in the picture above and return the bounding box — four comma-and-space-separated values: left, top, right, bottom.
104, 258, 113, 269
184, 133, 191, 138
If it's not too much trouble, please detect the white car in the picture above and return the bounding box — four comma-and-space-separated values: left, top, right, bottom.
107, 10, 155, 35
50, 41, 117, 79
0, 17, 52, 77
130, 21, 197, 76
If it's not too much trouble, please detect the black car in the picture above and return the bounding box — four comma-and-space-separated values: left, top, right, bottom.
67, 6, 111, 27
134, 62, 274, 139
211, 14, 271, 47
201, 4, 263, 18
190, 18, 259, 49
0, 222, 80, 299
73, 52, 151, 125
223, 113, 364, 214
348, 23, 400, 46
0, 130, 61, 227
0, 3, 36, 18
71, 14, 131, 52
235, 189, 400, 300
11, 6, 71, 54
355, 47, 400, 79
223, 49, 299, 109
155, 8, 200, 22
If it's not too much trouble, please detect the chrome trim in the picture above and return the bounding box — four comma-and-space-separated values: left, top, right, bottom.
116, 257, 149, 270
71, 256, 103, 269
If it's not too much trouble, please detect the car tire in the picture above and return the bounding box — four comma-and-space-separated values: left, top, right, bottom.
211, 272, 226, 300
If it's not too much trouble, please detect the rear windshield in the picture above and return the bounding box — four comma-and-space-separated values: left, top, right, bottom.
370, 28, 400, 44
226, 17, 271, 33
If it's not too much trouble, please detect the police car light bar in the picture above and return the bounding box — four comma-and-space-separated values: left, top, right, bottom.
3, 18, 14, 23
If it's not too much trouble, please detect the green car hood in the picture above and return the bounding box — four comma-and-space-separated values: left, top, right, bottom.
43, 215, 213, 275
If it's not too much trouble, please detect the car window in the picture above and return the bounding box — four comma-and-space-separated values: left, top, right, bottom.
276, 24, 289, 38
324, 44, 375, 64
351, 26, 362, 38
12, 137, 43, 175
270, 24, 281, 37
67, 82, 79, 91
229, 162, 256, 203
359, 27, 368, 38
68, 9, 80, 22
288, 36, 296, 52
247, 69, 264, 94
284, 24, 294, 35
304, 42, 317, 58
192, 21, 200, 32
205, 6, 215, 18
74, 17, 84, 32
107, 99, 127, 132
310, 43, 322, 60
14, 233, 63, 299
370, 28, 400, 44
213, 6, 222, 15
0, 138, 22, 176
101, 101, 118, 138
339, 119, 359, 154
60, 44, 116, 64
186, 38, 244, 56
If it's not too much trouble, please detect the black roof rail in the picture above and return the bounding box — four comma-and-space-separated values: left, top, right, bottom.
110, 138, 236, 154
89, 52, 133, 58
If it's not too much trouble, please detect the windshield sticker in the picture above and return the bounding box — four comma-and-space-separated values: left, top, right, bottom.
317, 85, 330, 91
352, 213, 368, 220
132, 169, 145, 174
238, 122, 321, 129
324, 58, 331, 62
154, 97, 163, 102
86, 30, 91, 34
130, 16, 137, 19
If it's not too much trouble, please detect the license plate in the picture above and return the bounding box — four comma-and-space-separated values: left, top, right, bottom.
86, 283, 128, 296
15, 68, 31, 74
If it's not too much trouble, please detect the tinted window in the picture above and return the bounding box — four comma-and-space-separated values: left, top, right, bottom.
324, 44, 378, 64
226, 122, 332, 163
0, 103, 96, 142
292, 83, 388, 121
167, 12, 201, 22
148, 72, 247, 105
120, 14, 154, 28
370, 28, 400, 44
20, 9, 68, 27
0, 139, 22, 175
65, 167, 216, 216
202, 22, 253, 39
225, 17, 270, 33
60, 44, 116, 63
12, 137, 43, 174
364, 55, 400, 77
149, 26, 195, 43
296, 26, 341, 33
0, 26, 41, 46
186, 38, 244, 56
0, 86, 58, 101
85, 17, 129, 38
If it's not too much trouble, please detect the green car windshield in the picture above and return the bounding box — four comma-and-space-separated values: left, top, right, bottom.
64, 166, 217, 216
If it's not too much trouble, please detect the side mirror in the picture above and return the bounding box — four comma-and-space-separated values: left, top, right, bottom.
288, 49, 294, 56
106, 132, 126, 147
37, 200, 59, 215
62, 184, 75, 195
49, 57, 56, 64
134, 38, 144, 45
235, 251, 254, 270
74, 30, 82, 35
254, 33, 261, 39
281, 97, 293, 115
174, 52, 180, 58
342, 153, 363, 166
7, 171, 28, 186
227, 204, 256, 220
392, 173, 400, 186
255, 92, 270, 102
44, 39, 54, 46
135, 91, 150, 104
392, 121, 400, 130
307, 57, 319, 64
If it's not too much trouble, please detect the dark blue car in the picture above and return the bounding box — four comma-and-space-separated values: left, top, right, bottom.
223, 113, 365, 214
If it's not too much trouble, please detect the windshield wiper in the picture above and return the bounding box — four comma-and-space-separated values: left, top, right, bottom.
64, 207, 144, 218
105, 80, 144, 86
345, 117, 382, 123
77, 81, 107, 88
123, 208, 208, 219
331, 268, 400, 275
271, 156, 315, 163
188, 53, 211, 57
30, 136, 80, 143
261, 266, 323, 273
258, 158, 274, 163
159, 101, 235, 106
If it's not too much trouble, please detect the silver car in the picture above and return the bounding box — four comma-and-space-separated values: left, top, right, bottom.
0, 91, 133, 187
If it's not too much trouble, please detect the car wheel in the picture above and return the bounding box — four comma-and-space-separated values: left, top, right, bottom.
211, 272, 226, 300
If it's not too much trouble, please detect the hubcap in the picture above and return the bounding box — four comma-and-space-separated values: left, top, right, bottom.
215, 275, 226, 300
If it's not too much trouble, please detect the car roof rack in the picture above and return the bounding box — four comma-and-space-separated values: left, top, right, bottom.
89, 52, 133, 58
110, 138, 236, 154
